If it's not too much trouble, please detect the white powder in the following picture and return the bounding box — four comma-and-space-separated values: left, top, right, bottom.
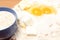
13, 0, 60, 40
0, 11, 16, 30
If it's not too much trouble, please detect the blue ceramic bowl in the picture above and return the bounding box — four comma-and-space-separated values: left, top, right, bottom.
0, 7, 17, 39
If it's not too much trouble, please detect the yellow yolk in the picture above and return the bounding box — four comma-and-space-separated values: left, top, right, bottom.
42, 7, 56, 14
31, 7, 43, 16
43, 7, 52, 14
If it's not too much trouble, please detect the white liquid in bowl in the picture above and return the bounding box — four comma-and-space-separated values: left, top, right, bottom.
0, 11, 16, 30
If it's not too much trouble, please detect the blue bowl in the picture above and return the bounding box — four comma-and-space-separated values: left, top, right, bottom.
0, 7, 17, 39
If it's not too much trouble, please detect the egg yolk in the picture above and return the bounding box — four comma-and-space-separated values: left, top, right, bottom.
31, 7, 43, 16
42, 7, 56, 14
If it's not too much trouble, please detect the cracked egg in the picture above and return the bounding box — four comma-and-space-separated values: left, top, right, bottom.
24, 5, 56, 16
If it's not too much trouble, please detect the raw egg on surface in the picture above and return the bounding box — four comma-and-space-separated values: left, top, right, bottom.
24, 5, 56, 16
